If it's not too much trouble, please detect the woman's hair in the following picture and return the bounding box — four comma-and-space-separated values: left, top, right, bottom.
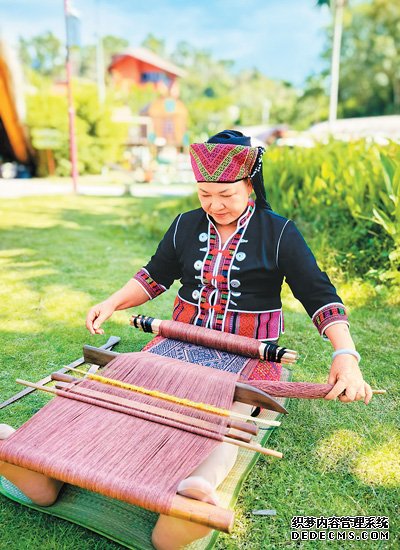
249, 148, 272, 211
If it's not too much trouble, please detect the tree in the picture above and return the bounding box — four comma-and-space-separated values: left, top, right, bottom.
26, 76, 128, 175
141, 34, 166, 57
320, 0, 400, 117
19, 32, 64, 77
290, 75, 329, 129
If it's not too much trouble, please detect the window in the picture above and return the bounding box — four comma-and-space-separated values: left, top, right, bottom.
140, 72, 171, 86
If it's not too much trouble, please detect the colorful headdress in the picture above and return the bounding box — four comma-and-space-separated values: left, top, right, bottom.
190, 130, 271, 210
189, 143, 259, 183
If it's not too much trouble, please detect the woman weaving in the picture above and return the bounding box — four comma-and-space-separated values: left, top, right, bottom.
0, 130, 372, 549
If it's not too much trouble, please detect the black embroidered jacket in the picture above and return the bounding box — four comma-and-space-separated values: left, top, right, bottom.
134, 200, 348, 340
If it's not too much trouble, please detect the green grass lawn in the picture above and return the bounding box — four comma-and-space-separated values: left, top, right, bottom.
0, 195, 398, 549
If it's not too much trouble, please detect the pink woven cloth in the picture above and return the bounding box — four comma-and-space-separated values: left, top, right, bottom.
0, 352, 238, 515
160, 319, 261, 358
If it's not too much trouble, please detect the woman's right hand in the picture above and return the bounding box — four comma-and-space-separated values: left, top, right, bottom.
86, 300, 116, 335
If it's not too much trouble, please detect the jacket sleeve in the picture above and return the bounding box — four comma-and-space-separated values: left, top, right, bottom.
277, 220, 348, 335
133, 215, 182, 299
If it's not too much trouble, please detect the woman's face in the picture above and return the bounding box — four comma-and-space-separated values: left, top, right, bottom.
197, 179, 252, 226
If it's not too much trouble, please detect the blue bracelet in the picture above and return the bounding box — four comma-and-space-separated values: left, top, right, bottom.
332, 349, 361, 363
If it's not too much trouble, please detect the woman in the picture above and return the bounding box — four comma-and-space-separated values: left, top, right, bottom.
0, 130, 372, 550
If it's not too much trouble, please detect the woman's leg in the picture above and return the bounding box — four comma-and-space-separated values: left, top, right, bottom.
0, 424, 63, 507
151, 402, 253, 550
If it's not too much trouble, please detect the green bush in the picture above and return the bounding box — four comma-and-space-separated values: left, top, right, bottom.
262, 141, 400, 284
26, 79, 130, 176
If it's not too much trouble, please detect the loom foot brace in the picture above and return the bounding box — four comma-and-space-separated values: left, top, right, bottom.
168, 494, 234, 533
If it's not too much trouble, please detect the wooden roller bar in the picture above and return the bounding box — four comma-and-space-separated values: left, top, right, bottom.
129, 314, 298, 364
171, 494, 234, 532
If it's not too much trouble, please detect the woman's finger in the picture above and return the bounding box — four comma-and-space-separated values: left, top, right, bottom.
325, 379, 347, 400
338, 393, 352, 403
343, 386, 357, 402
86, 308, 99, 334
93, 310, 109, 331
364, 383, 373, 405
354, 391, 366, 402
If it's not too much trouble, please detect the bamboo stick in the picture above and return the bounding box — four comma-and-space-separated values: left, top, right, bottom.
68, 367, 282, 427
15, 379, 283, 458
221, 438, 283, 459
54, 381, 252, 444
225, 427, 253, 443
51, 377, 254, 443
52, 372, 259, 436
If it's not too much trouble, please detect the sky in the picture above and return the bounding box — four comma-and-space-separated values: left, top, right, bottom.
0, 0, 332, 86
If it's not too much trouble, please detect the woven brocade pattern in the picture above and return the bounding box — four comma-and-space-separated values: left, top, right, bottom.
247, 359, 282, 381
134, 268, 166, 299
189, 143, 258, 182
312, 303, 348, 335
143, 335, 282, 382
144, 336, 249, 374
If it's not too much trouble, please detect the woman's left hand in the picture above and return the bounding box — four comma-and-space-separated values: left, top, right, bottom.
324, 354, 373, 404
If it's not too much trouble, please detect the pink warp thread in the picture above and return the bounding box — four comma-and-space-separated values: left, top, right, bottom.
160, 320, 261, 358
0, 352, 238, 515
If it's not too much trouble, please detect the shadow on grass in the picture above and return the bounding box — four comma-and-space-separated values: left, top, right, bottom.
0, 196, 181, 410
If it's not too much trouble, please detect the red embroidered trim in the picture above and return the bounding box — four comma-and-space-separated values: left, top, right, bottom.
312, 303, 348, 335
196, 200, 255, 329
172, 296, 283, 340
133, 268, 166, 299
248, 359, 282, 382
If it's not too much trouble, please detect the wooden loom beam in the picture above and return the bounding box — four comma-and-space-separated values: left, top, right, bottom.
170, 494, 234, 532
129, 315, 299, 364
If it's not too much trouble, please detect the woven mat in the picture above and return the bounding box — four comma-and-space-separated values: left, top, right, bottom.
0, 356, 290, 550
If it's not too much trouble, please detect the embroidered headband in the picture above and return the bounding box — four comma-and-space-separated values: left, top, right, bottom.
189, 142, 260, 183
189, 130, 272, 210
